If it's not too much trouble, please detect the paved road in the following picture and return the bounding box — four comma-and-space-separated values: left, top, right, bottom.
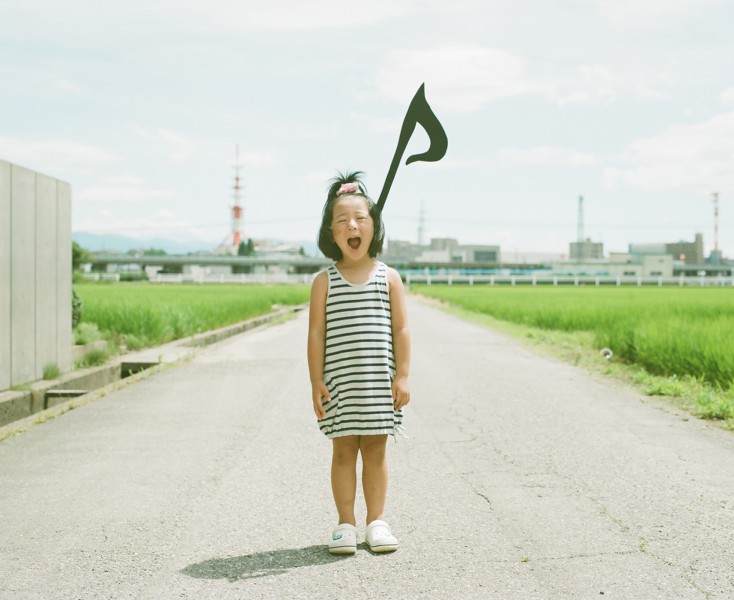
1, 297, 733, 599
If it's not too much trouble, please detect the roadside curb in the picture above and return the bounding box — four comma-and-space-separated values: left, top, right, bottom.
0, 303, 307, 443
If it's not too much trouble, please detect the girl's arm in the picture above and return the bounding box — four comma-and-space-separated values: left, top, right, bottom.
387, 267, 411, 410
307, 271, 330, 419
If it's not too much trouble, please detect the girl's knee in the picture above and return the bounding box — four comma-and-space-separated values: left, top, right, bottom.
359, 435, 387, 463
332, 436, 359, 464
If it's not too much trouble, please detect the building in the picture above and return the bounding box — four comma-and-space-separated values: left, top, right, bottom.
666, 233, 704, 265
629, 233, 704, 265
569, 238, 604, 260
552, 253, 674, 278
382, 238, 500, 264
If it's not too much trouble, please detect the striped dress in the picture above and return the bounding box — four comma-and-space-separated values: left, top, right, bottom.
318, 261, 403, 439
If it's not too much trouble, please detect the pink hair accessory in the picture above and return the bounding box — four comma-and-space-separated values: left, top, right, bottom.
336, 182, 359, 196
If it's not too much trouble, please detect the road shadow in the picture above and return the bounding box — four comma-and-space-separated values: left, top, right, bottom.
181, 544, 351, 581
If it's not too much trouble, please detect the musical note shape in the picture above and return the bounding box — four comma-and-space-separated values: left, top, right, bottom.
376, 83, 448, 213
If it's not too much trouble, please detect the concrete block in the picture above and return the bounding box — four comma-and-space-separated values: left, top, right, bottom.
56, 181, 72, 372
10, 164, 36, 385
0, 160, 10, 390
0, 390, 32, 427
55, 363, 120, 394
35, 173, 59, 374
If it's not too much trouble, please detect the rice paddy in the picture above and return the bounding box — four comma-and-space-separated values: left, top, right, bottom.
412, 285, 734, 391
74, 283, 310, 350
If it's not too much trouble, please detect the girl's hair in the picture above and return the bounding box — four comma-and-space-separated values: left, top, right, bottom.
318, 170, 385, 261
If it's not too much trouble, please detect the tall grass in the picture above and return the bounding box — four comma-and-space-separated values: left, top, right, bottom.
75, 283, 310, 349
414, 286, 734, 389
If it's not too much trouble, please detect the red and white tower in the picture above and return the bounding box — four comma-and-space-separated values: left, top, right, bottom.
231, 145, 244, 251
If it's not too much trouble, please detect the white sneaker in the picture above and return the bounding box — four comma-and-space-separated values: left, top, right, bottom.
329, 523, 357, 555
365, 519, 398, 552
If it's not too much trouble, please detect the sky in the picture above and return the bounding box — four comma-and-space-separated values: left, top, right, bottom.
2, 0, 734, 258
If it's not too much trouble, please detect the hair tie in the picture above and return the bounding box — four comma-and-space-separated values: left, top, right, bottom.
336, 182, 359, 196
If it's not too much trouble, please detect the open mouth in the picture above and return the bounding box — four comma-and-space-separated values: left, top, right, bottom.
347, 237, 361, 250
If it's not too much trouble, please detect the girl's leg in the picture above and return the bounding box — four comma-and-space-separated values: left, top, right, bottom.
359, 434, 388, 524
331, 436, 360, 525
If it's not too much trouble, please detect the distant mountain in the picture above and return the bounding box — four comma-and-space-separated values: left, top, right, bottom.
73, 232, 322, 257
72, 232, 216, 255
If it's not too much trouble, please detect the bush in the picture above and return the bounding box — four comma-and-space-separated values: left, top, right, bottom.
72, 289, 83, 327
74, 322, 102, 345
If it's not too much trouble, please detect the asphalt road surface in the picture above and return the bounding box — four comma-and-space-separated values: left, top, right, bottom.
1, 296, 733, 599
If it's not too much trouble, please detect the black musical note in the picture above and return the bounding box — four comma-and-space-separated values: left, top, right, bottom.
376, 83, 448, 213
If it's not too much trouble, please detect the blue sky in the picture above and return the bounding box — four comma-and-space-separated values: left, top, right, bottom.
2, 0, 733, 258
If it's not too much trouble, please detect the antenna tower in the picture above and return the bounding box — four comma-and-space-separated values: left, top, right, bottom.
712, 192, 720, 252
231, 145, 243, 251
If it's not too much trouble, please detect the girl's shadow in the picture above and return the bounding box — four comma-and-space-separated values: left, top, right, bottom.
181, 544, 366, 581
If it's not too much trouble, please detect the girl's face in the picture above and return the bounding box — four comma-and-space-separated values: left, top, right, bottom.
331, 195, 374, 261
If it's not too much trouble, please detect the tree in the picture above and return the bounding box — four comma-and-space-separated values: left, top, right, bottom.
72, 241, 91, 271
237, 239, 256, 256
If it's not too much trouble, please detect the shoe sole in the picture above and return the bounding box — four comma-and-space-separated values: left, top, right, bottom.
367, 543, 398, 553
329, 545, 357, 555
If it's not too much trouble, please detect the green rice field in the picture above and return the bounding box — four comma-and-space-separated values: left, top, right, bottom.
413, 286, 734, 391
75, 283, 310, 350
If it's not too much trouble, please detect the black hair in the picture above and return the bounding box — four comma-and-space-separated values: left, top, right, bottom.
317, 170, 385, 261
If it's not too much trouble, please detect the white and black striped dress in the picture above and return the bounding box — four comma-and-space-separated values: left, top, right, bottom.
319, 262, 403, 439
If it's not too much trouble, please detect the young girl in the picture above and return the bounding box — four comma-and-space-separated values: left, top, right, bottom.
308, 171, 411, 555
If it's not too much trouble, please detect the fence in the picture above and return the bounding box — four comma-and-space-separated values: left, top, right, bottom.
1, 159, 72, 390
405, 273, 734, 288
152, 273, 315, 285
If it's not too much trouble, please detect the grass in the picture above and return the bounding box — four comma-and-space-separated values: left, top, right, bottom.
413, 285, 734, 428
42, 363, 61, 380
76, 349, 109, 368
74, 283, 310, 351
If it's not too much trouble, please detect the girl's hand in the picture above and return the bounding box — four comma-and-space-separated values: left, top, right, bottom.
392, 375, 410, 411
312, 381, 331, 420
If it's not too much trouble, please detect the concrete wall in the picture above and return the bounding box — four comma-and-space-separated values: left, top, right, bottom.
0, 159, 72, 390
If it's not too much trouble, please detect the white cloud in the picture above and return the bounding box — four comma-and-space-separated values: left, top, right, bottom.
131, 126, 198, 163
433, 146, 598, 169
75, 175, 176, 205
603, 110, 734, 192
596, 0, 728, 26
234, 150, 280, 168
349, 112, 402, 134
0, 136, 118, 176
74, 209, 215, 241
376, 44, 670, 111
719, 86, 734, 107
375, 44, 533, 112
302, 171, 335, 184
495, 146, 598, 167
2, 0, 456, 33
548, 63, 670, 106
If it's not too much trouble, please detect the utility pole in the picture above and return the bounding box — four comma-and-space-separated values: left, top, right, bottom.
418, 201, 425, 246
712, 192, 720, 252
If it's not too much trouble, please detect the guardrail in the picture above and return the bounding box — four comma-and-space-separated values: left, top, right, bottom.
405, 274, 734, 288
82, 273, 121, 282
152, 273, 315, 285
